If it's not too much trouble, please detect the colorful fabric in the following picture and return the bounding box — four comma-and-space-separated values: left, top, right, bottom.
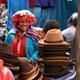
12, 34, 26, 57
41, 0, 55, 8
4, 27, 40, 61
35, 0, 55, 7
29, 0, 35, 8
35, 0, 41, 7
0, 0, 6, 4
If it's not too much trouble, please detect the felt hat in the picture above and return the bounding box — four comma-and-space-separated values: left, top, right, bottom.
44, 29, 63, 43
19, 61, 40, 80
38, 29, 66, 46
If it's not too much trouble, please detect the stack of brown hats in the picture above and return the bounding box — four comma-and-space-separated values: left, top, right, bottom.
38, 29, 72, 78
0, 43, 44, 80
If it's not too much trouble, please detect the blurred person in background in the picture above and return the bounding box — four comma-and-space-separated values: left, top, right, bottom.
0, 59, 14, 80
34, 19, 61, 39
0, 23, 7, 42
62, 12, 78, 64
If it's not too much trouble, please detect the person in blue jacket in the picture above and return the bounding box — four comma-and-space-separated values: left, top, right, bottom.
4, 10, 40, 62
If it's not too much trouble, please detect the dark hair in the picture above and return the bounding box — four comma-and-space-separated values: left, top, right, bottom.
68, 12, 78, 27
68, 17, 78, 27
43, 20, 60, 34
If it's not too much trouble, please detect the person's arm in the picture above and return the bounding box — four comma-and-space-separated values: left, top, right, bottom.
4, 33, 14, 44
4, 29, 15, 44
26, 38, 38, 62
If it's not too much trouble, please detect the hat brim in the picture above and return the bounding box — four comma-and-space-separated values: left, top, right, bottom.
19, 62, 40, 80
38, 39, 70, 46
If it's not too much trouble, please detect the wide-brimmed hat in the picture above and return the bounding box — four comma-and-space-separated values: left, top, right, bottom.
18, 60, 40, 80
38, 29, 65, 45
12, 10, 37, 27
0, 43, 42, 80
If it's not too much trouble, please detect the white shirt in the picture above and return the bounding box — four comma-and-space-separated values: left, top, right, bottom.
62, 26, 76, 43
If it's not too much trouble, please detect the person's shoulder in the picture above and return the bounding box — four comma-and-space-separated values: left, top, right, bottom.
8, 28, 16, 34
29, 27, 41, 38
62, 26, 76, 34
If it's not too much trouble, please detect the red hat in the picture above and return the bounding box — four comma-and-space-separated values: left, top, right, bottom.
12, 10, 37, 27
